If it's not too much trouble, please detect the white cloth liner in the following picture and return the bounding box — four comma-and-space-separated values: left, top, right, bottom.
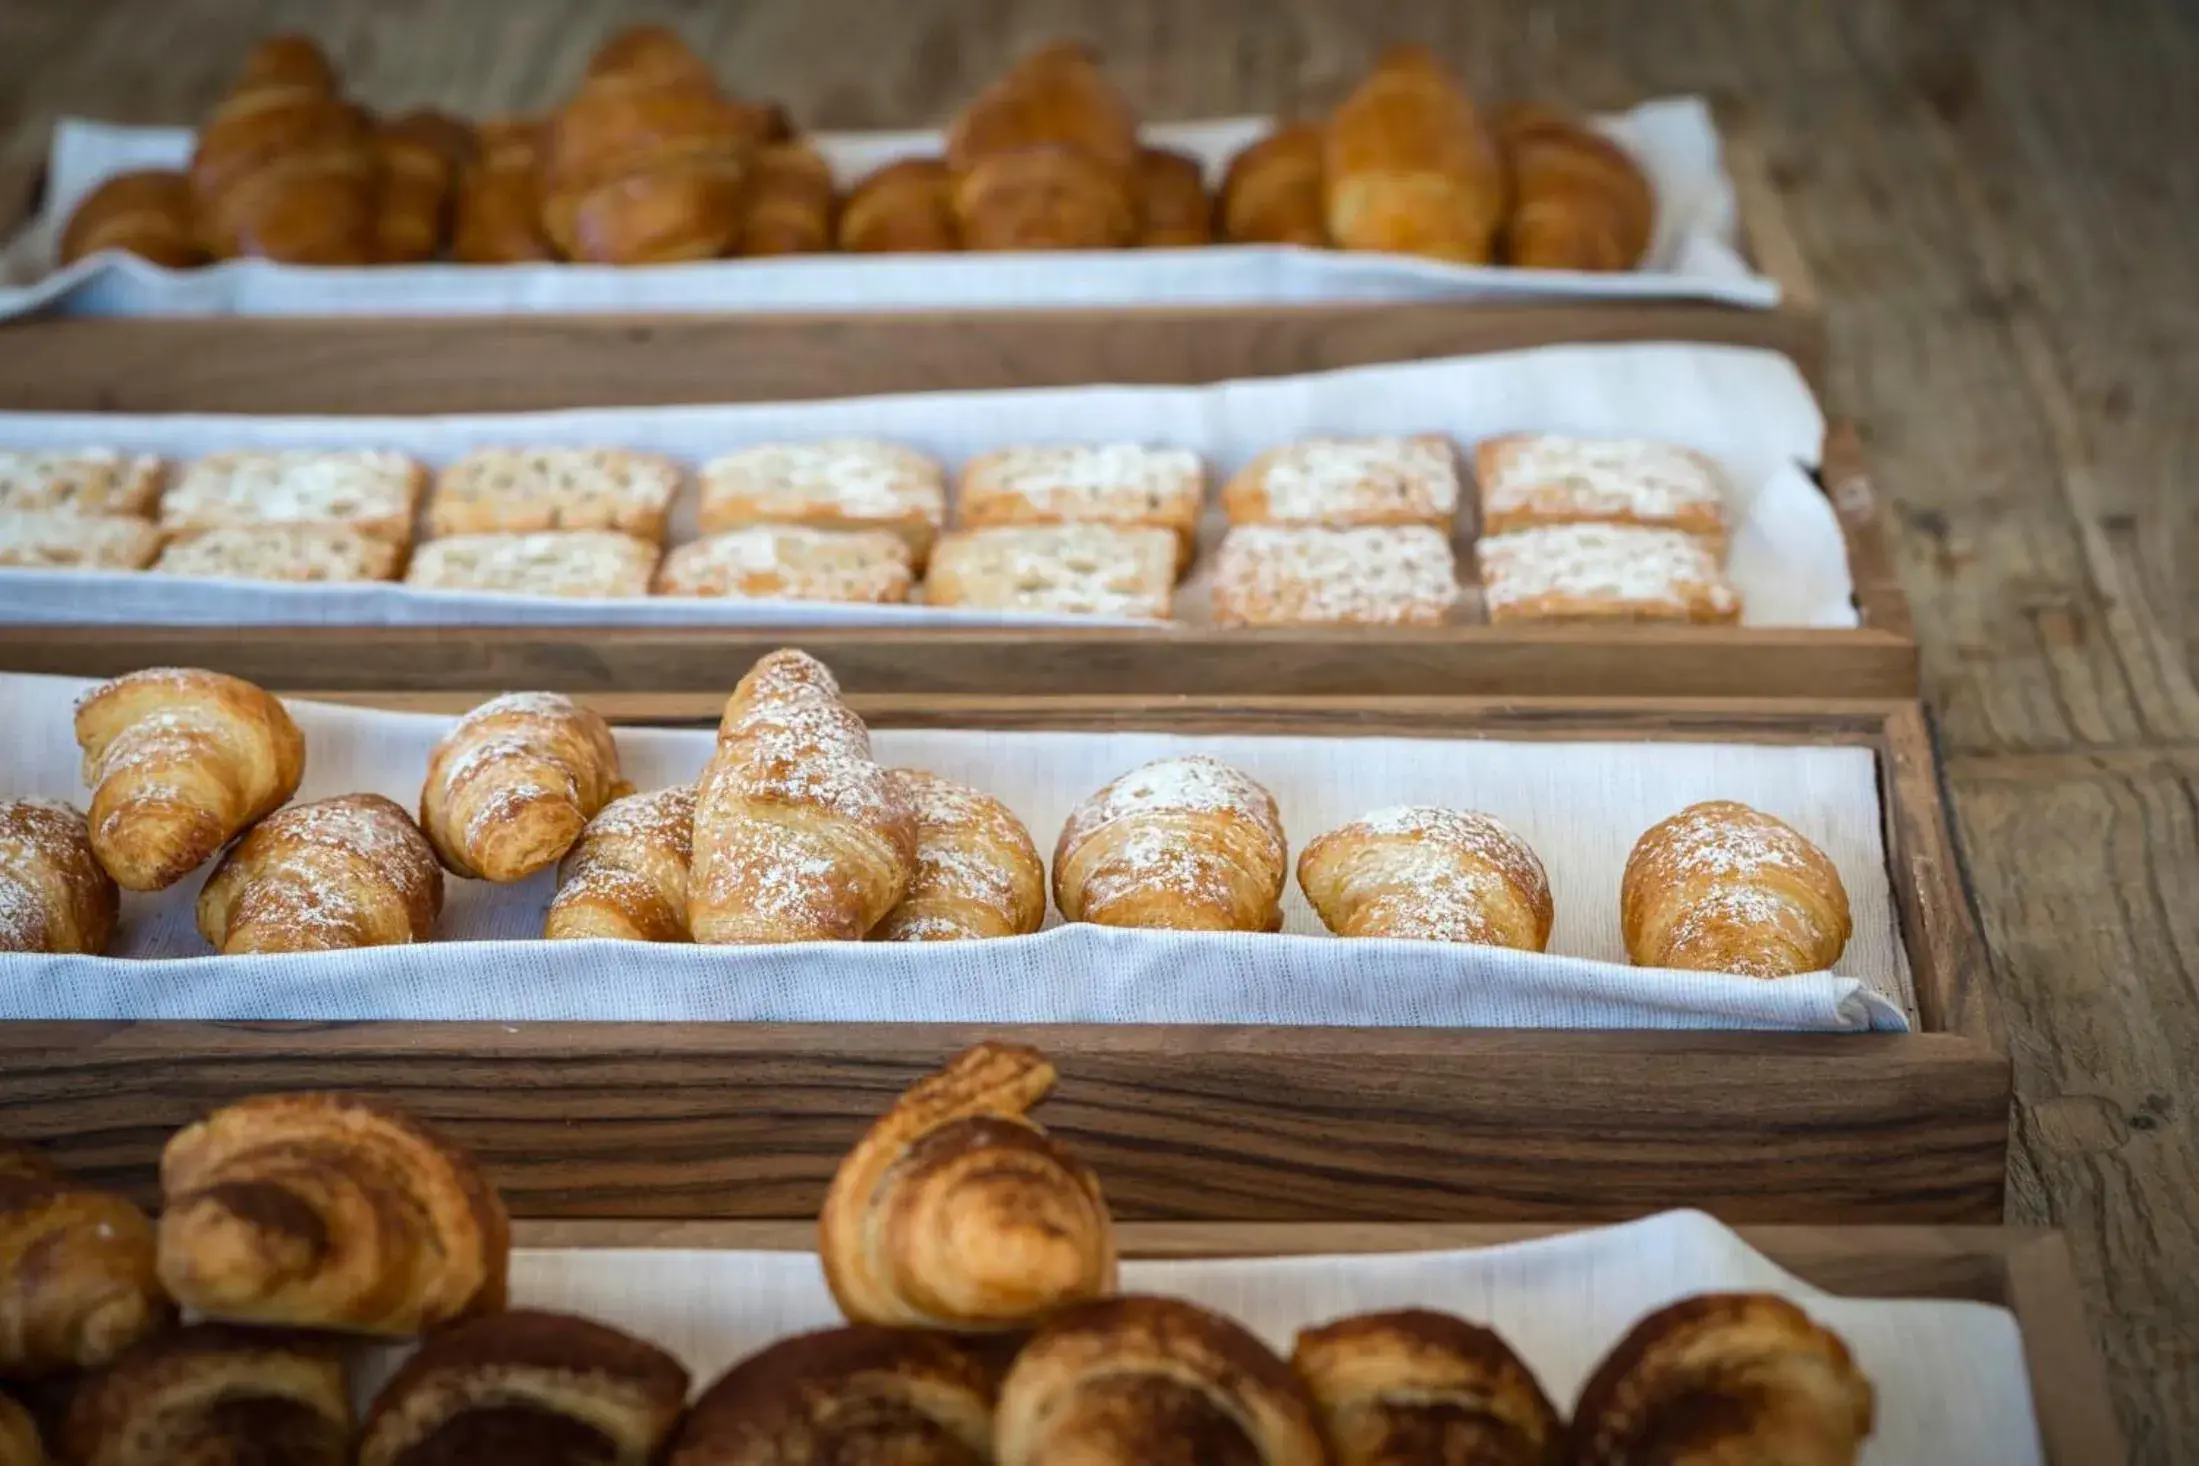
0, 100, 1775, 318
0, 670, 1911, 1030
0, 342, 1853, 629
345, 1211, 2043, 1466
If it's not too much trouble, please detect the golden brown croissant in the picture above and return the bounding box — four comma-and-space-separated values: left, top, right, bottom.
419, 692, 627, 882
196, 793, 443, 954
544, 784, 696, 942
945, 42, 1141, 250
59, 170, 208, 269
1568, 1293, 1875, 1465
1324, 45, 1504, 262
1221, 122, 1329, 245
871, 769, 1045, 941
1495, 104, 1652, 272
359, 1309, 690, 1466
1620, 801, 1852, 978
1293, 1309, 1562, 1466
59, 1324, 351, 1466
1298, 806, 1553, 949
1136, 146, 1212, 246
452, 116, 557, 263
738, 140, 836, 255
189, 34, 379, 263
1054, 754, 1288, 932
669, 1325, 995, 1465
690, 649, 916, 944
0, 1164, 171, 1376
820, 1041, 1114, 1330
0, 800, 119, 955
839, 157, 960, 252
998, 1294, 1330, 1466
0, 1394, 43, 1466
374, 109, 475, 263
74, 667, 305, 893
157, 1092, 508, 1336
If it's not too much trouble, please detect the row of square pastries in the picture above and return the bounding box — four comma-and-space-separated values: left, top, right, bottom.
0, 436, 1744, 622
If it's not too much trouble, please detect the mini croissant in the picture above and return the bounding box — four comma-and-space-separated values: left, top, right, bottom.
1221, 122, 1328, 245
1054, 754, 1288, 932
189, 34, 379, 263
1495, 103, 1652, 272
0, 799, 119, 955
1293, 1309, 1562, 1466
156, 1092, 509, 1337
820, 1041, 1115, 1330
738, 140, 836, 255
946, 42, 1141, 250
60, 1324, 351, 1466
544, 784, 696, 942
1620, 801, 1852, 977
1299, 806, 1553, 949
59, 170, 208, 269
197, 794, 443, 955
419, 691, 627, 882
374, 109, 475, 263
1324, 44, 1505, 263
452, 117, 557, 262
839, 157, 959, 252
0, 1161, 171, 1377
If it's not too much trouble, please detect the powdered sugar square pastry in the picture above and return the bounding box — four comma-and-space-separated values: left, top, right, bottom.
1211, 524, 1458, 626
0, 511, 163, 570
655, 526, 913, 602
406, 530, 660, 598
152, 525, 403, 583
1222, 434, 1459, 529
1476, 433, 1730, 551
0, 449, 165, 517
957, 444, 1204, 573
428, 447, 682, 542
163, 450, 427, 542
1477, 523, 1741, 624
925, 524, 1176, 620
700, 440, 947, 567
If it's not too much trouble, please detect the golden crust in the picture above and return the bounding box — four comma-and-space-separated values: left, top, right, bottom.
1054, 755, 1288, 932
196, 793, 444, 954
544, 784, 697, 942
0, 1168, 171, 1377
419, 692, 627, 883
1620, 800, 1852, 978
1298, 806, 1552, 948
1474, 434, 1728, 551
871, 770, 1046, 941
0, 799, 119, 955
60, 1322, 351, 1466
1495, 102, 1653, 273
1291, 1308, 1562, 1466
1323, 45, 1505, 263
428, 448, 683, 542
945, 42, 1140, 251
958, 444, 1204, 572
1221, 122, 1328, 246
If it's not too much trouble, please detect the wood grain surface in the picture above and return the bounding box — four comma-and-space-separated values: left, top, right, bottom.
2, 1, 2192, 1456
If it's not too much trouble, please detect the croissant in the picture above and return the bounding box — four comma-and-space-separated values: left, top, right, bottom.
196, 793, 443, 954
1620, 801, 1853, 978
1324, 44, 1504, 262
157, 1092, 508, 1336
1495, 103, 1652, 272
839, 157, 960, 252
1299, 806, 1553, 949
738, 140, 836, 255
1568, 1293, 1875, 1465
59, 170, 207, 269
189, 34, 379, 263
690, 649, 917, 944
820, 1041, 1114, 1330
374, 109, 475, 263
1293, 1309, 1562, 1466
544, 784, 696, 941
59, 1324, 351, 1466
998, 1295, 1329, 1466
74, 667, 305, 893
0, 800, 119, 955
1221, 122, 1328, 245
419, 691, 627, 882
1136, 146, 1212, 246
452, 117, 557, 262
0, 1164, 171, 1376
1054, 754, 1288, 932
669, 1325, 995, 1465
871, 769, 1045, 941
359, 1309, 690, 1466
945, 41, 1141, 250
0, 1394, 42, 1466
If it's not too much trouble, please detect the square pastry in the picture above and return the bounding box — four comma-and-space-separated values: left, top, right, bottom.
405, 531, 660, 599
699, 440, 946, 567
1222, 434, 1459, 528
655, 526, 914, 603
163, 450, 427, 542
956, 444, 1203, 573
152, 525, 403, 584
0, 449, 166, 517
1477, 523, 1741, 624
925, 524, 1176, 620
1475, 433, 1731, 551
428, 447, 682, 542
0, 512, 164, 570
1211, 524, 1459, 627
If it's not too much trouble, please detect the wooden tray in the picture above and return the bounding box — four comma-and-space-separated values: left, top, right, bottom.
0, 693, 2005, 1227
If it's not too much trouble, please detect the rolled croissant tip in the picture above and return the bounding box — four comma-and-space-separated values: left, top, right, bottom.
94, 800, 224, 892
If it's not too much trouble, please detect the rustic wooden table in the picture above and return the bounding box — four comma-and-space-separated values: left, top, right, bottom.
4, 0, 2193, 1457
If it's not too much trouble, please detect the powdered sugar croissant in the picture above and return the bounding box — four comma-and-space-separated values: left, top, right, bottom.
544, 784, 696, 942
1299, 806, 1552, 949
871, 769, 1045, 941
1621, 800, 1852, 977
0, 800, 118, 955
197, 794, 443, 955
419, 691, 628, 882
1054, 754, 1287, 932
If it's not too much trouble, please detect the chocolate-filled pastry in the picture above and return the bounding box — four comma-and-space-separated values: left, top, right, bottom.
0, 1393, 44, 1466
0, 1163, 171, 1377
0, 799, 119, 955
1293, 1308, 1562, 1466
59, 1324, 350, 1466
997, 1295, 1330, 1466
669, 1325, 994, 1465
359, 1309, 690, 1466
59, 170, 207, 269
1620, 800, 1852, 978
1568, 1292, 1874, 1465
819, 1041, 1115, 1330
839, 157, 959, 252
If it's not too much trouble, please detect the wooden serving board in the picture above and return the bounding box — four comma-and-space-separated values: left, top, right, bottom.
0, 695, 2006, 1228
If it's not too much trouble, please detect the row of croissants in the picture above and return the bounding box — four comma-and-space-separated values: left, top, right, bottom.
0, 1042, 1876, 1464
14, 650, 1854, 977
59, 31, 1651, 270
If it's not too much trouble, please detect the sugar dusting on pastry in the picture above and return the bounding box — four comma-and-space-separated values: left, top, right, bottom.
1477, 522, 1738, 615
436, 447, 681, 530
1059, 755, 1286, 920
656, 526, 913, 602
1245, 434, 1458, 522
889, 770, 1029, 921
1482, 435, 1728, 523
407, 530, 660, 598
1212, 524, 1459, 625
704, 440, 946, 518
966, 444, 1204, 518
165, 450, 419, 527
